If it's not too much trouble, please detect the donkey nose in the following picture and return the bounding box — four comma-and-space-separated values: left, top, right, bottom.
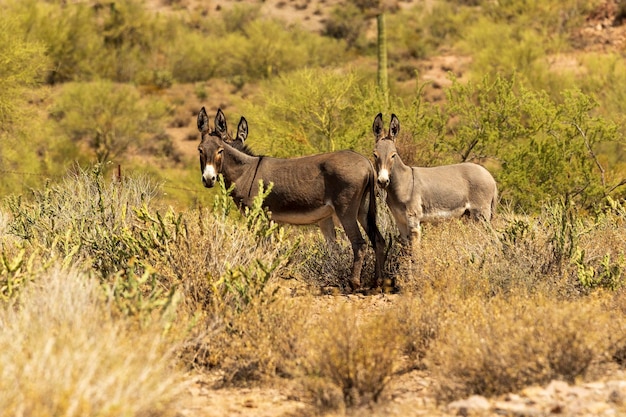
377, 169, 390, 188
202, 174, 216, 188
202, 165, 217, 188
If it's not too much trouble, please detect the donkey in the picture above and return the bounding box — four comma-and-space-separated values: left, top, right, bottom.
197, 107, 386, 291
372, 113, 497, 254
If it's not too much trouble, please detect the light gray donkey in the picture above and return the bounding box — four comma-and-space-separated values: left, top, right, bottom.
372, 113, 497, 254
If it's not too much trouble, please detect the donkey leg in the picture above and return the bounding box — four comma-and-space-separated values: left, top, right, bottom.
357, 211, 387, 290
340, 219, 367, 292
318, 217, 338, 245
408, 217, 422, 261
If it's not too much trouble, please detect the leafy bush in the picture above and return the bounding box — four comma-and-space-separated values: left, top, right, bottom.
0, 13, 48, 129
241, 68, 389, 156
323, 3, 369, 51
5, 165, 161, 289
443, 75, 624, 211
52, 81, 169, 163
387, 2, 476, 61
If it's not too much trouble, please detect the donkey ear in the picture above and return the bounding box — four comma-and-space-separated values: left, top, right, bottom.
237, 116, 248, 143
215, 108, 227, 135
197, 107, 210, 134
389, 114, 400, 140
373, 113, 385, 142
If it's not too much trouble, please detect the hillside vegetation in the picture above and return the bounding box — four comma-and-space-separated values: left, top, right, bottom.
3, 0, 626, 415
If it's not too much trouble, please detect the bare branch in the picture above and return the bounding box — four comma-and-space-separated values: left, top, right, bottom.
573, 122, 605, 187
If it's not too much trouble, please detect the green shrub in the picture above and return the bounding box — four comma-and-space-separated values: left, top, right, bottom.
224, 19, 348, 85
444, 75, 624, 211
6, 164, 160, 276
388, 2, 476, 61
0, 12, 48, 128
323, 3, 369, 51
242, 68, 391, 156
52, 80, 169, 164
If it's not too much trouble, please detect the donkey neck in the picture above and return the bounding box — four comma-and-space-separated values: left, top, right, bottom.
221, 144, 263, 204
388, 156, 414, 202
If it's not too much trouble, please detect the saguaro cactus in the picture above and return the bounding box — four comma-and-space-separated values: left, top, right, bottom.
377, 12, 389, 104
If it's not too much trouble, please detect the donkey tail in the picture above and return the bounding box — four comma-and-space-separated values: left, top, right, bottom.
366, 167, 379, 249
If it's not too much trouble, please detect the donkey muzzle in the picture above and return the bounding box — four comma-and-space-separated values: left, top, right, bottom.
377, 169, 390, 189
202, 176, 216, 188
202, 165, 217, 188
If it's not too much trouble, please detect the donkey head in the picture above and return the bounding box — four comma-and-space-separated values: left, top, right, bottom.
197, 107, 250, 188
197, 107, 224, 188
372, 113, 400, 189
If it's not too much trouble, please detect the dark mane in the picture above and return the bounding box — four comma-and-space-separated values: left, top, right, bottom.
228, 139, 263, 157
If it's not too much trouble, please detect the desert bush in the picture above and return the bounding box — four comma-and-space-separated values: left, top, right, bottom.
430, 294, 612, 401
577, 53, 626, 129
52, 80, 169, 163
219, 19, 348, 88
241, 68, 392, 156
8, 0, 102, 83
4, 162, 307, 384
6, 166, 299, 318
393, 291, 445, 368
8, 0, 161, 83
4, 165, 170, 314
145, 178, 298, 314
387, 2, 476, 61
206, 295, 311, 384
303, 302, 404, 408
323, 3, 369, 51
291, 231, 354, 291
481, 0, 597, 34
444, 75, 624, 211
0, 13, 48, 129
0, 267, 185, 416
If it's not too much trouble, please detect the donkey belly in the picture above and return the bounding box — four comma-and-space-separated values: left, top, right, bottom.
420, 204, 471, 223
269, 204, 335, 225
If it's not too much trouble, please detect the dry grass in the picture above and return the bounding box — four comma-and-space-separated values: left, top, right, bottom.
4, 171, 626, 415
429, 294, 613, 400
0, 267, 186, 417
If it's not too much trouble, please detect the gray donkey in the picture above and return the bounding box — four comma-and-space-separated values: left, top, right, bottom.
372, 113, 497, 254
198, 107, 386, 291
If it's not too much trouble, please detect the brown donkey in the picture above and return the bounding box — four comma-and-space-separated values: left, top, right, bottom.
197, 107, 386, 291
372, 113, 497, 255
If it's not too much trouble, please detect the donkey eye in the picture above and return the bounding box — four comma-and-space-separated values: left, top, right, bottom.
198, 148, 203, 155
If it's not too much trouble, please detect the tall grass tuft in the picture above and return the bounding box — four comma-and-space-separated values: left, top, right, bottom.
0, 267, 186, 416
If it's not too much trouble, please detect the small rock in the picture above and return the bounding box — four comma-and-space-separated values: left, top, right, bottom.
545, 380, 571, 396
448, 395, 491, 416
494, 400, 542, 417
582, 401, 611, 415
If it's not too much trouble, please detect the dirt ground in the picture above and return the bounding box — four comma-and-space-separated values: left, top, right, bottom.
142, 0, 626, 415
175, 295, 626, 417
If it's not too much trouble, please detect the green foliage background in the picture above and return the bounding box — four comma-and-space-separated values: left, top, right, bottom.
5, 1, 626, 411
1, 0, 625, 212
